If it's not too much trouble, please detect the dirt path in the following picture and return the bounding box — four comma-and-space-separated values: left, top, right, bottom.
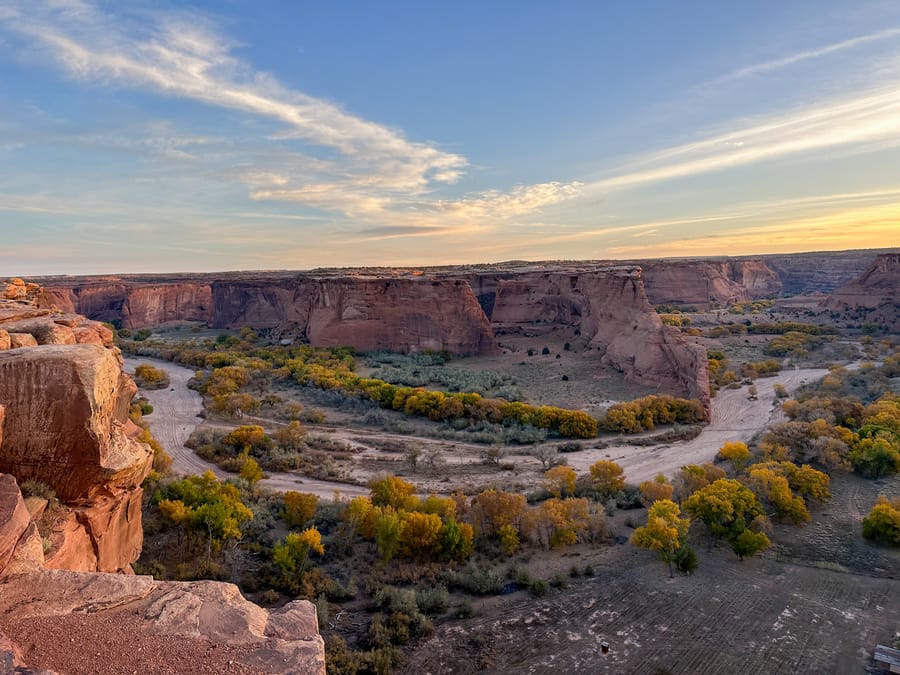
565, 366, 830, 483
124, 357, 368, 499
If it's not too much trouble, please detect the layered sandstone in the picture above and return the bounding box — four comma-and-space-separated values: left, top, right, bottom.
638, 259, 782, 308
212, 276, 498, 355
0, 297, 151, 573
41, 281, 213, 328
492, 267, 710, 412
824, 253, 900, 329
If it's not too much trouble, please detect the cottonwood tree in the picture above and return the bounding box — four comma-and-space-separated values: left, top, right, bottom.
631, 499, 690, 577
589, 460, 625, 499
683, 479, 770, 558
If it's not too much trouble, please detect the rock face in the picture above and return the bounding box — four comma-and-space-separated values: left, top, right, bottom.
492, 268, 711, 413
0, 297, 151, 573
638, 259, 782, 308
763, 250, 885, 295
824, 253, 900, 329
212, 276, 498, 355
41, 281, 214, 328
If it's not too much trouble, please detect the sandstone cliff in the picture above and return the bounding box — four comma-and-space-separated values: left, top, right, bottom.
492, 267, 711, 413
212, 275, 498, 355
41, 280, 214, 328
638, 259, 782, 308
0, 299, 150, 573
824, 253, 900, 329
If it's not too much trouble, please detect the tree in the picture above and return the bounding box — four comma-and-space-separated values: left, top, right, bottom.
398, 511, 443, 560
375, 508, 405, 561
683, 479, 765, 554
731, 529, 771, 559
239, 455, 263, 487
283, 491, 319, 528
850, 436, 900, 479
862, 496, 900, 545
155, 471, 253, 559
718, 441, 750, 472
631, 500, 690, 577
639, 474, 674, 505
673, 463, 726, 500
369, 474, 418, 510
274, 421, 306, 452
531, 445, 564, 470
589, 460, 625, 498
469, 490, 527, 537
273, 528, 325, 592
746, 467, 809, 523
544, 465, 577, 498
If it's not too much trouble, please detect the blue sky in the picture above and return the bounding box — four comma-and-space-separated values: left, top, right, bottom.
1, 0, 899, 274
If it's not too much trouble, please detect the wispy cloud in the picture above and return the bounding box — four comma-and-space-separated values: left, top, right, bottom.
703, 27, 900, 88
586, 82, 900, 195
0, 0, 583, 232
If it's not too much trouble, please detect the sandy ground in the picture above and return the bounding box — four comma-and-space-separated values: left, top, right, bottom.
124, 357, 368, 499
126, 357, 831, 496
565, 365, 830, 483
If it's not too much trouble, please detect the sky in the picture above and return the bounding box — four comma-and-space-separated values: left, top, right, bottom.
1, 1, 900, 274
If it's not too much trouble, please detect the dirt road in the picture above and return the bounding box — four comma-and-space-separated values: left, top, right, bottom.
124, 357, 368, 499
566, 366, 829, 483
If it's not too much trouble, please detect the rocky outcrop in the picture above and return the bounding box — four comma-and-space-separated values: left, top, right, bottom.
0, 283, 325, 673
492, 267, 710, 413
824, 253, 900, 329
638, 259, 782, 308
0, 565, 326, 674
0, 295, 151, 574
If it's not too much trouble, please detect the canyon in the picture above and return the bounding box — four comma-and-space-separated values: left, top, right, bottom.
825, 252, 900, 328
0, 283, 325, 674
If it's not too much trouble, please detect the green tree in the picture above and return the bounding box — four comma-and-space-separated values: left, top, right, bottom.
631, 499, 690, 577
683, 479, 765, 554
155, 471, 253, 559
273, 528, 325, 592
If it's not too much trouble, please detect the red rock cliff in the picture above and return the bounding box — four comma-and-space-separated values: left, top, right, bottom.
42, 281, 213, 328
492, 267, 710, 413
212, 276, 498, 355
824, 253, 900, 329
639, 259, 782, 308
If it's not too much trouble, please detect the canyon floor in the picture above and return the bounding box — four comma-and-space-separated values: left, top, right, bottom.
127, 356, 828, 497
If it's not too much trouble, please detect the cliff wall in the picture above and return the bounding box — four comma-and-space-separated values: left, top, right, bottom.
492, 268, 710, 413
638, 259, 782, 307
824, 253, 900, 329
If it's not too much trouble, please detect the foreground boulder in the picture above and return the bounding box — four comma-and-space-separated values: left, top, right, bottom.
0, 566, 325, 674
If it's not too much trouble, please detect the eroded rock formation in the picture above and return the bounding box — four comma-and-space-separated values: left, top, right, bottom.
824, 253, 900, 329
492, 267, 711, 413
